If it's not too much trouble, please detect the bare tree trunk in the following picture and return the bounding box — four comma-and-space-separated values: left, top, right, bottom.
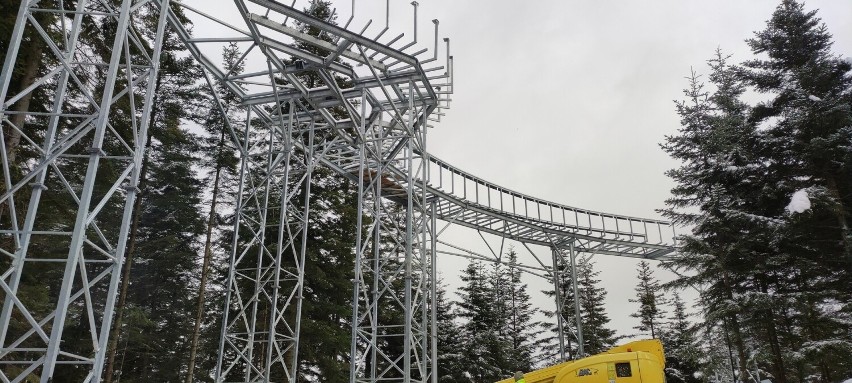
185, 128, 227, 383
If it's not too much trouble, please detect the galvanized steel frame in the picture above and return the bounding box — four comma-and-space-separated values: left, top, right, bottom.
0, 0, 677, 382
0, 0, 171, 381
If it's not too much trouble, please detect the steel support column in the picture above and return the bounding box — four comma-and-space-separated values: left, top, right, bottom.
569, 242, 585, 357
0, 0, 171, 381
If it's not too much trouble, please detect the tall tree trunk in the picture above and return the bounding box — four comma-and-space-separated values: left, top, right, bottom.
103, 77, 161, 383
0, 32, 43, 223
758, 279, 787, 383
825, 176, 851, 264
185, 128, 227, 383
5, 42, 42, 165
722, 273, 751, 383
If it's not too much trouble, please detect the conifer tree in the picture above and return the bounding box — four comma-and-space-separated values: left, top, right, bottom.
92, 4, 208, 382
629, 261, 667, 339
739, 2, 852, 381
661, 51, 760, 382
662, 293, 701, 383
500, 249, 541, 373
457, 261, 503, 383
435, 279, 467, 383
575, 257, 618, 355
185, 41, 244, 383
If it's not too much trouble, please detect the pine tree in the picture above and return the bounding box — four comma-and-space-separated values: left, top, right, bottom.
629, 261, 667, 339
575, 257, 618, 355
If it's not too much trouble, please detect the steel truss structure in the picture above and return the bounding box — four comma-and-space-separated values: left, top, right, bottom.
0, 0, 678, 382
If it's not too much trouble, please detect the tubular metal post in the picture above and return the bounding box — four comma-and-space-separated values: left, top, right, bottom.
42, 1, 134, 380
570, 241, 584, 357
429, 199, 438, 383
93, 0, 171, 379
350, 90, 367, 383
215, 108, 252, 382
551, 248, 567, 362
0, 0, 89, 350
291, 119, 315, 382
403, 81, 414, 383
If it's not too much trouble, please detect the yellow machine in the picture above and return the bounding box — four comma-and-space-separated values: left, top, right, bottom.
496, 339, 666, 383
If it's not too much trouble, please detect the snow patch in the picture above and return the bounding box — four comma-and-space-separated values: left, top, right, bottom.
786, 189, 811, 214
842, 378, 852, 383
808, 94, 822, 102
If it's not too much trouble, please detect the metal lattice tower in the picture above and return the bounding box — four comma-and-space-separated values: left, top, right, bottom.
0, 0, 677, 382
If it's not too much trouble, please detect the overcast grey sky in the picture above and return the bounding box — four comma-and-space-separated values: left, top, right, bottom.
186, 0, 852, 342
419, 0, 852, 339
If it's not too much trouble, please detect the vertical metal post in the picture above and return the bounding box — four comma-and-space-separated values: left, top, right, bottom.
0, 0, 30, 105
551, 248, 566, 362
93, 0, 170, 379
570, 241, 584, 357
42, 1, 134, 380
350, 90, 367, 383
291, 119, 316, 381
367, 117, 383, 383
429, 199, 438, 383
0, 0, 89, 349
403, 81, 415, 383
215, 108, 253, 382
420, 91, 431, 383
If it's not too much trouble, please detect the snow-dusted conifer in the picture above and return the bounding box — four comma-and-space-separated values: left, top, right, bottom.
629, 260, 667, 339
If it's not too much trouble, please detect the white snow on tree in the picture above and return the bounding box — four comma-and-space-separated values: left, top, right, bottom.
786, 189, 811, 214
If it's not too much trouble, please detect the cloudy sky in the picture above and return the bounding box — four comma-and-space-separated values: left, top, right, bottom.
413, 0, 852, 339
186, 0, 852, 342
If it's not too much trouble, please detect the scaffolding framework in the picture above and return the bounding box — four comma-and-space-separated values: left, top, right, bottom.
0, 1, 677, 382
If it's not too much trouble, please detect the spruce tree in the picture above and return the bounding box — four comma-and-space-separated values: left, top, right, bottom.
575, 257, 618, 355
500, 249, 541, 372
185, 41, 244, 383
457, 261, 503, 383
629, 260, 667, 339
661, 52, 761, 382
434, 279, 467, 383
739, 2, 852, 381
662, 293, 701, 383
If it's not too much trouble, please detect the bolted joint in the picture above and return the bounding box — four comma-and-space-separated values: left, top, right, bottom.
87, 147, 106, 156
29, 182, 47, 191
122, 184, 141, 194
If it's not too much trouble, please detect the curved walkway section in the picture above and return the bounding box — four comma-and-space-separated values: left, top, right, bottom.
426, 155, 678, 259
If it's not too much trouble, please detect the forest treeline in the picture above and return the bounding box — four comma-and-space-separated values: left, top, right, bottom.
0, 0, 850, 383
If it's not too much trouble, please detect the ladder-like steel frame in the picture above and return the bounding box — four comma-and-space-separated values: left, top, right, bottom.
0, 0, 676, 382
